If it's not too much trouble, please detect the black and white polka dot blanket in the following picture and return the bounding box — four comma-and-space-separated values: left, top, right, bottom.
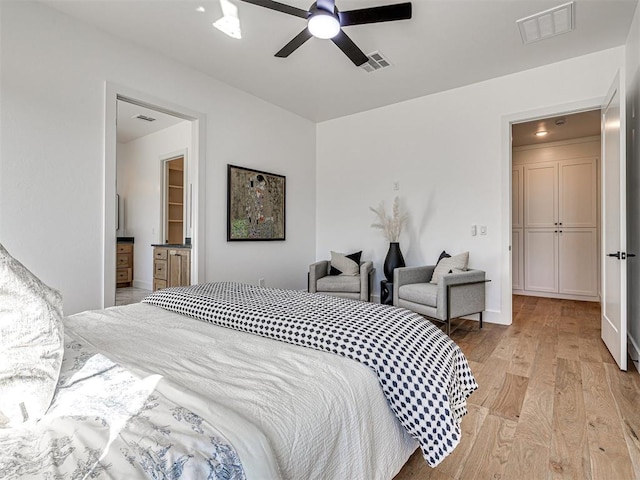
143, 282, 478, 466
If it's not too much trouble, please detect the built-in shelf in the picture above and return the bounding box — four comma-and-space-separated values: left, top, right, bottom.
165, 157, 185, 244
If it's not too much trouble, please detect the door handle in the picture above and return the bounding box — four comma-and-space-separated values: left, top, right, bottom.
628, 253, 637, 258
607, 252, 621, 259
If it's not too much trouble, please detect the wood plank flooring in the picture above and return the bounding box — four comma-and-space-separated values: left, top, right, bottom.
394, 295, 640, 480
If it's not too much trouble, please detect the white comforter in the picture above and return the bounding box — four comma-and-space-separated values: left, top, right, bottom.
64, 302, 417, 480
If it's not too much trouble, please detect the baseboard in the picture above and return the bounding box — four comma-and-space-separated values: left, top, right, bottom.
628, 334, 640, 374
133, 279, 153, 291
513, 290, 600, 302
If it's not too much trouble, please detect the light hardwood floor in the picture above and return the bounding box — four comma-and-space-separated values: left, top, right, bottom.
394, 295, 640, 480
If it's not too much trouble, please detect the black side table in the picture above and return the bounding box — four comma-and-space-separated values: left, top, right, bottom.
380, 280, 393, 305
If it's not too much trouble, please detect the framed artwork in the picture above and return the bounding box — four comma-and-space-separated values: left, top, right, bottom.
227, 164, 286, 241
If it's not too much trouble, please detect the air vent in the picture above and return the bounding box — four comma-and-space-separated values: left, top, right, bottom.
360, 51, 392, 73
517, 2, 574, 44
133, 114, 156, 122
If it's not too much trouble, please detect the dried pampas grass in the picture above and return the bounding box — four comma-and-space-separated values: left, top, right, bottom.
370, 196, 408, 243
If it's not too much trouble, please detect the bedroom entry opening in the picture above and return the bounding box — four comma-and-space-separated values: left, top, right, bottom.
510, 109, 602, 305
105, 85, 205, 309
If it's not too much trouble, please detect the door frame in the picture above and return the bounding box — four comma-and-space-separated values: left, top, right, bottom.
104, 82, 206, 307
501, 97, 605, 324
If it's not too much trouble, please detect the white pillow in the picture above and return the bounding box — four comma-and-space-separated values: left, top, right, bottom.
430, 251, 469, 284
0, 244, 64, 427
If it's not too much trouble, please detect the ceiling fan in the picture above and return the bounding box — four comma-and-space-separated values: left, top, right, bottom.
239, 0, 412, 66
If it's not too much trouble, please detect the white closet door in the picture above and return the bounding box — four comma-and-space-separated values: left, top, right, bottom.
559, 228, 598, 296
512, 229, 523, 291
524, 228, 558, 293
559, 158, 597, 228
525, 163, 557, 228
512, 166, 524, 229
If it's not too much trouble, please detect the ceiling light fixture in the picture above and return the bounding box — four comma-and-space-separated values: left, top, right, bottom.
517, 2, 574, 44
535, 131, 548, 137
307, 10, 341, 39
213, 0, 242, 39
196, 6, 206, 13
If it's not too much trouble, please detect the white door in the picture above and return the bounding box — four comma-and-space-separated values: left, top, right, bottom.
601, 71, 627, 370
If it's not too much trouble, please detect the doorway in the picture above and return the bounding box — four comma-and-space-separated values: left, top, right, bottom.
105, 84, 205, 308
511, 110, 602, 303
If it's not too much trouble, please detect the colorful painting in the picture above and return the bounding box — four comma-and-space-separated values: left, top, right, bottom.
227, 165, 286, 241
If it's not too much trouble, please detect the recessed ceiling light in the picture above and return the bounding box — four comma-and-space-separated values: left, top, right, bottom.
535, 131, 548, 137
196, 6, 206, 13
517, 2, 574, 44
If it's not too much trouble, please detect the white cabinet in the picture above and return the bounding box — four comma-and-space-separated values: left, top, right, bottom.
524, 162, 557, 228
524, 228, 598, 297
515, 156, 598, 300
524, 228, 558, 293
558, 159, 597, 228
512, 228, 523, 291
558, 228, 598, 296
512, 166, 524, 228
512, 166, 524, 292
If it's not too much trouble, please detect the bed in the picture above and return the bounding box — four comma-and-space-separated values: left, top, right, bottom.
1, 280, 478, 479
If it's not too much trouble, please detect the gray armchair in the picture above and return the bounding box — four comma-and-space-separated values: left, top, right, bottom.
309, 260, 375, 301
393, 265, 487, 335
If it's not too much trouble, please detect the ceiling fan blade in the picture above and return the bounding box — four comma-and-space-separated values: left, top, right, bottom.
331, 30, 368, 66
240, 0, 310, 18
339, 2, 412, 26
275, 28, 313, 57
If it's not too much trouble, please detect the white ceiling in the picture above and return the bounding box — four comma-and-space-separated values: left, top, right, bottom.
117, 101, 187, 143
44, 0, 637, 122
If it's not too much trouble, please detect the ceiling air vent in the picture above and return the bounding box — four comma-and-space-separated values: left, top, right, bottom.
360, 51, 391, 73
133, 114, 156, 122
517, 2, 574, 44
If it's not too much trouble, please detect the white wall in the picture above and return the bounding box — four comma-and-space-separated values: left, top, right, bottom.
316, 47, 624, 324
625, 4, 640, 370
117, 121, 192, 290
0, 1, 316, 315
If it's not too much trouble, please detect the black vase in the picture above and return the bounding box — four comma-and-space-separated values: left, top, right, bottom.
383, 242, 405, 282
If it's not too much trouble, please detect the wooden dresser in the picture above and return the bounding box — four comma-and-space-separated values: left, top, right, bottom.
153, 245, 191, 291
116, 241, 134, 288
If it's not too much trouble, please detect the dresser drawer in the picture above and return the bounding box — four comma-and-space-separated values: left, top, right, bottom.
117, 244, 133, 254
154, 260, 168, 280
153, 279, 167, 291
154, 249, 168, 260
116, 253, 130, 267
116, 268, 132, 283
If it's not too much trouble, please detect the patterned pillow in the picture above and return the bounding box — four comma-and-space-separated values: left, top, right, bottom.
430, 251, 469, 284
0, 244, 64, 427
329, 251, 361, 276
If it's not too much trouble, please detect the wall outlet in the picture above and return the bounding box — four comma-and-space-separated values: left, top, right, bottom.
480, 225, 487, 235
471, 224, 477, 236
258, 278, 265, 287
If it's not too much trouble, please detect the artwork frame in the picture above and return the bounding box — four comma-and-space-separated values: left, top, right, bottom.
227, 164, 286, 241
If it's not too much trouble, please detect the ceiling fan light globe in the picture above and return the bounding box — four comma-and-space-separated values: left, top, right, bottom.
308, 13, 341, 39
